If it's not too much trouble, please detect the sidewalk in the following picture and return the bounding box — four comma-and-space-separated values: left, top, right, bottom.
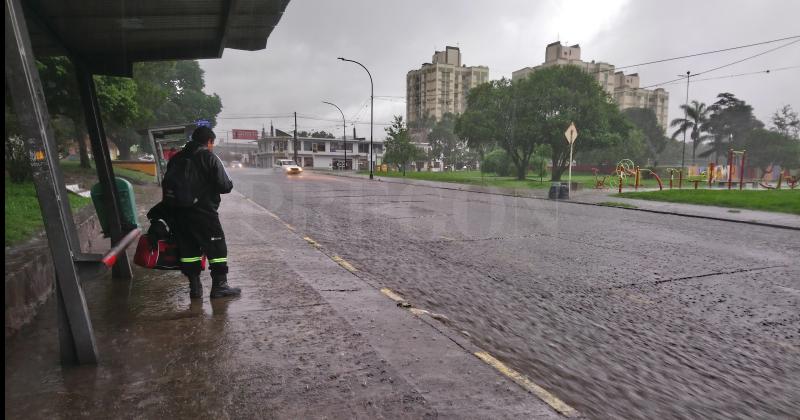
320, 170, 800, 230
573, 189, 800, 230
5, 188, 564, 419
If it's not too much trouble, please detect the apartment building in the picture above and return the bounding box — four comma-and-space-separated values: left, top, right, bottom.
612, 72, 669, 128
406, 46, 489, 126
512, 42, 669, 129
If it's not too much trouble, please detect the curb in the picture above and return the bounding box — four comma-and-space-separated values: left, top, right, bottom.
318, 170, 800, 231
571, 200, 800, 231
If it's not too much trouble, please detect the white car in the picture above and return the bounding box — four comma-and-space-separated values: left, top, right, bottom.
230, 160, 243, 168
276, 159, 303, 174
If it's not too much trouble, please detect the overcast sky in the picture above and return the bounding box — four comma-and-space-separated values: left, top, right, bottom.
200, 0, 800, 141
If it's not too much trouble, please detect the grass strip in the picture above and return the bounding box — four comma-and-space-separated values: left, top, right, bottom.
616, 189, 800, 215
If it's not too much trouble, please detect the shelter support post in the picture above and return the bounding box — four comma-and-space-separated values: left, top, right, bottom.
5, 0, 98, 364
74, 62, 133, 279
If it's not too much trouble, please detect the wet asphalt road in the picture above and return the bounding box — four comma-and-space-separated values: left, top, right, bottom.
230, 168, 800, 420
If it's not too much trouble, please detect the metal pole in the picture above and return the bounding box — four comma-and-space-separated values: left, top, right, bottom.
568, 143, 573, 196
5, 0, 97, 364
75, 61, 132, 279
680, 71, 690, 172
728, 148, 733, 190
294, 112, 298, 164
323, 101, 346, 170
338, 57, 374, 179
739, 150, 746, 191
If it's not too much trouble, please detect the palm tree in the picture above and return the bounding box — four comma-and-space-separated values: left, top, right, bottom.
670, 100, 710, 164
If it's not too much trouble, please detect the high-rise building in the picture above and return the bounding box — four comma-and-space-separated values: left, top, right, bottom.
406, 46, 489, 127
512, 42, 669, 130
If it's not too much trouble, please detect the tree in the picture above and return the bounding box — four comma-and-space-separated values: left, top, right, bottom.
429, 113, 468, 170
95, 75, 140, 159
623, 107, 667, 165
458, 68, 628, 181
669, 100, 710, 165
516, 66, 629, 180
383, 116, 422, 175
577, 129, 647, 168
701, 93, 763, 164
125, 61, 223, 158
771, 105, 799, 139
36, 57, 92, 167
456, 79, 526, 178
741, 128, 800, 172
310, 130, 335, 138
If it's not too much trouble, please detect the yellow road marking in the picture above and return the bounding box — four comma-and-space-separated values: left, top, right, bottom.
408, 308, 429, 316
264, 209, 281, 220
331, 255, 357, 272
440, 236, 456, 241
474, 351, 580, 418
380, 288, 406, 303
284, 223, 296, 231
303, 236, 321, 248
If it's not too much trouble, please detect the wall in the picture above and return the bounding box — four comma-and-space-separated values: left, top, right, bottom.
4, 205, 103, 339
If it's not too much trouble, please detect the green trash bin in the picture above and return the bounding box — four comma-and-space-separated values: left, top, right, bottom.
90, 177, 139, 237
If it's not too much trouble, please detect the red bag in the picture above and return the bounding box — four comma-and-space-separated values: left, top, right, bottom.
133, 234, 206, 270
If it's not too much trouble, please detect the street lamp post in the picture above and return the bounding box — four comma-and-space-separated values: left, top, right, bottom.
322, 101, 347, 170
338, 57, 374, 179
679, 71, 691, 172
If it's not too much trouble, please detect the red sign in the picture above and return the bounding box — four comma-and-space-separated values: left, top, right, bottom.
232, 129, 259, 140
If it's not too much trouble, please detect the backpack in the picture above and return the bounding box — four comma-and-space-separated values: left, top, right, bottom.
162, 149, 206, 207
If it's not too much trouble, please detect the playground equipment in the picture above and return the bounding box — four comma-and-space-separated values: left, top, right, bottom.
726, 149, 746, 190
665, 149, 752, 190
588, 149, 800, 192
594, 159, 663, 192
760, 164, 799, 189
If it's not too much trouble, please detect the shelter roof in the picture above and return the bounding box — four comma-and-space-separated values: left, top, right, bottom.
24, 0, 290, 76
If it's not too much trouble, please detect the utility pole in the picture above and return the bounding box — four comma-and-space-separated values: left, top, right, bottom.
293, 111, 298, 163
680, 71, 690, 171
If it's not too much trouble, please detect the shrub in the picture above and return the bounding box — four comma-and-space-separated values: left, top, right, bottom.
481, 149, 514, 176
5, 136, 31, 183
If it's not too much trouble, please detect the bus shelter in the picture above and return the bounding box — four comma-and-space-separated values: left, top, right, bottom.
5, 0, 289, 364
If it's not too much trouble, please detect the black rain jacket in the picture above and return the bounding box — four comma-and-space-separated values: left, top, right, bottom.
166, 140, 233, 216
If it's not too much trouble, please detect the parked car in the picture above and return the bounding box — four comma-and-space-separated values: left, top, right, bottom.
276, 159, 302, 175
138, 153, 154, 161
230, 160, 243, 168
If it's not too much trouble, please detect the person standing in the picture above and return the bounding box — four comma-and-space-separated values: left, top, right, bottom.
163, 126, 241, 299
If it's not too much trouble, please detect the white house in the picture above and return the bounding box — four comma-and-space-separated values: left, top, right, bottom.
255, 132, 384, 171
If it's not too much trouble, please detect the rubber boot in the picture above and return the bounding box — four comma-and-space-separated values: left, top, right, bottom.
210, 273, 241, 298
189, 275, 203, 299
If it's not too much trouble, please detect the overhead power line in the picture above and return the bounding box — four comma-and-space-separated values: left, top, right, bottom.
612, 35, 800, 72
641, 38, 800, 89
